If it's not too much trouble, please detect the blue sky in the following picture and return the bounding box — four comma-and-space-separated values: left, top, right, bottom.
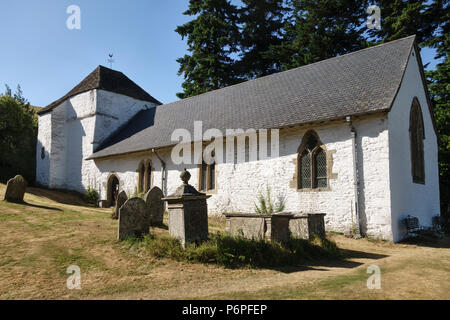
0, 0, 440, 107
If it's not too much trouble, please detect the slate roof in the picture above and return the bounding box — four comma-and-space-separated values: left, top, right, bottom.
37, 65, 161, 115
88, 36, 417, 160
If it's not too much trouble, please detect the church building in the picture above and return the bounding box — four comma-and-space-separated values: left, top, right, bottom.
36, 35, 440, 242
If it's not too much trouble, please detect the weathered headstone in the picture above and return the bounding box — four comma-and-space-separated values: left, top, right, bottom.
117, 197, 149, 240
111, 190, 128, 220
143, 186, 164, 225
4, 175, 27, 203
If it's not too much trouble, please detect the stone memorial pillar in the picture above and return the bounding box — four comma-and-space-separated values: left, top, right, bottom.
162, 169, 211, 248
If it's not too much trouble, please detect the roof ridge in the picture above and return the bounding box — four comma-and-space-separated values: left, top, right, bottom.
161, 35, 417, 107
89, 35, 416, 159
38, 65, 161, 114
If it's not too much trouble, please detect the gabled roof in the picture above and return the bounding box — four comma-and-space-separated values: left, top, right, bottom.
37, 65, 161, 115
88, 36, 418, 160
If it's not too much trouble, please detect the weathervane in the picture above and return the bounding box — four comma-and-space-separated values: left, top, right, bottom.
107, 53, 115, 69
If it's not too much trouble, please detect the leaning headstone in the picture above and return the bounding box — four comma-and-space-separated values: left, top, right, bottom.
111, 190, 128, 220
117, 197, 149, 240
143, 186, 164, 225
4, 175, 27, 203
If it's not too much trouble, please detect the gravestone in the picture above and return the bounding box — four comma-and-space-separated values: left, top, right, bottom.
111, 190, 128, 220
4, 175, 27, 203
117, 197, 149, 240
143, 186, 164, 225
162, 169, 211, 248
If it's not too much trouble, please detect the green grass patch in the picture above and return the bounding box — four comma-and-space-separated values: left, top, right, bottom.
48, 246, 108, 275
122, 232, 340, 269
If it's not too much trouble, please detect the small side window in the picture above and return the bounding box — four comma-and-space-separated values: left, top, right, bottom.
41, 147, 45, 159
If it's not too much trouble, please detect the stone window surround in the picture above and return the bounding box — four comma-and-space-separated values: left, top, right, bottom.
409, 97, 425, 184
290, 130, 336, 192
198, 161, 218, 194
137, 159, 154, 193
197, 143, 218, 194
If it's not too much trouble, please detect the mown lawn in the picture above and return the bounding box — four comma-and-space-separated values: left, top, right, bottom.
0, 183, 449, 299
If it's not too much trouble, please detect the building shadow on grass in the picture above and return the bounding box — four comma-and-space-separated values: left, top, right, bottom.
268, 249, 388, 274
23, 201, 63, 212
26, 187, 91, 207
399, 234, 450, 249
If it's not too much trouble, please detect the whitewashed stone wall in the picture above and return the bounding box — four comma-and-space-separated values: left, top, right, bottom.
36, 112, 51, 186
93, 115, 393, 239
356, 115, 392, 240
387, 49, 440, 242
35, 89, 158, 192
37, 55, 441, 242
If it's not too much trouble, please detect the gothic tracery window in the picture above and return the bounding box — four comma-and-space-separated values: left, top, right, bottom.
410, 98, 425, 184
298, 131, 327, 190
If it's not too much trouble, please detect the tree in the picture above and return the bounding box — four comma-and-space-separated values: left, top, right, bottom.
277, 0, 369, 70
0, 85, 37, 183
427, 27, 449, 231
369, 0, 448, 46
237, 0, 288, 78
175, 0, 241, 99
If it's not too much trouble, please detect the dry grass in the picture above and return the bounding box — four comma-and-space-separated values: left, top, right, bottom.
0, 183, 449, 300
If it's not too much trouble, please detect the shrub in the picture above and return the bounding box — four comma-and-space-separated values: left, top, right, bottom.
254, 184, 285, 214
123, 232, 340, 269
84, 186, 99, 205
131, 186, 145, 199
0, 88, 37, 184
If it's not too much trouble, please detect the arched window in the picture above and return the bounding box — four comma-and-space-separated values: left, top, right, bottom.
209, 162, 216, 190
299, 150, 311, 189
199, 150, 216, 192
200, 161, 208, 191
139, 163, 145, 192
146, 162, 152, 192
410, 98, 425, 184
298, 131, 327, 189
314, 148, 327, 188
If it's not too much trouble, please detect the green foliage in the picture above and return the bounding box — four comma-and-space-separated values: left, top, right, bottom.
175, 0, 242, 99
123, 232, 339, 268
368, 0, 447, 46
237, 0, 288, 78
254, 184, 285, 214
131, 186, 145, 199
84, 186, 99, 205
427, 31, 450, 233
276, 0, 369, 70
0, 85, 37, 183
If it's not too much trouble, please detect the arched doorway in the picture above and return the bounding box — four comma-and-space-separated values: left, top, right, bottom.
107, 174, 120, 207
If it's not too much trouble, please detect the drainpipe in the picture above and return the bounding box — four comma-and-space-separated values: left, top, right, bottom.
152, 148, 166, 196
346, 116, 361, 238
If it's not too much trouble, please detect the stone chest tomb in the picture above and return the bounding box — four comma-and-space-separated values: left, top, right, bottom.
162, 169, 211, 248
224, 212, 326, 242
